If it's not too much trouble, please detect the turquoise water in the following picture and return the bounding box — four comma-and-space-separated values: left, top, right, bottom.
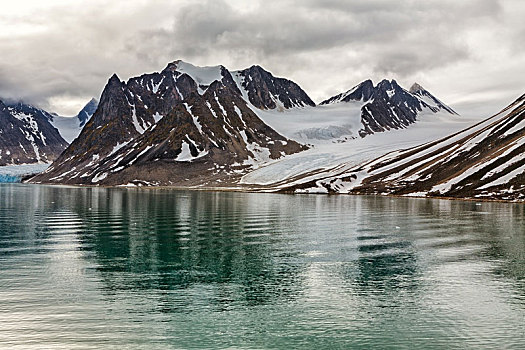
0, 184, 524, 349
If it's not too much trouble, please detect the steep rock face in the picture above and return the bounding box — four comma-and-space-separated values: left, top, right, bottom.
30, 61, 306, 186
232, 65, 315, 110
296, 93, 525, 201
0, 100, 68, 165
321, 80, 457, 137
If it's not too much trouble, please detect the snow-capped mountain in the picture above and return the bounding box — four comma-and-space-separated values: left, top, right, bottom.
249, 79, 458, 145
49, 98, 99, 142
30, 61, 307, 186
0, 100, 68, 165
320, 79, 458, 137
280, 93, 525, 201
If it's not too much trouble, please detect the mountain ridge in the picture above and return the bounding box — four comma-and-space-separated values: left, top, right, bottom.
279, 93, 525, 201
0, 99, 68, 165
320, 79, 458, 137
29, 61, 308, 186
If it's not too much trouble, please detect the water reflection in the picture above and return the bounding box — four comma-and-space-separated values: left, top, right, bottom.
68, 188, 307, 309
1, 184, 525, 348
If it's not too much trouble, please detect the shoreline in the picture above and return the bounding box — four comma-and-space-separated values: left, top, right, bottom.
13, 180, 525, 204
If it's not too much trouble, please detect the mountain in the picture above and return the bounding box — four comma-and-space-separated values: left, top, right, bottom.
232, 65, 316, 110
320, 80, 457, 137
29, 61, 307, 186
284, 93, 525, 201
77, 98, 99, 127
49, 98, 99, 142
246, 79, 458, 147
0, 100, 68, 165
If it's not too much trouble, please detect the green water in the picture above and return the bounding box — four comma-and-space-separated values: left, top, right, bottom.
0, 184, 524, 349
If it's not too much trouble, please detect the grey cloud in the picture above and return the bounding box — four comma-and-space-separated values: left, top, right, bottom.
130, 0, 499, 75
0, 0, 522, 115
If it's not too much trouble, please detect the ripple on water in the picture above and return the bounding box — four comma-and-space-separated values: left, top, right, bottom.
0, 185, 524, 349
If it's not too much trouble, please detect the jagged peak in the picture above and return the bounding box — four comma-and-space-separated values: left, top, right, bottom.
242, 65, 268, 73
376, 79, 402, 89
108, 73, 122, 86
409, 82, 425, 94
235, 65, 277, 81
346, 79, 374, 94
164, 59, 182, 71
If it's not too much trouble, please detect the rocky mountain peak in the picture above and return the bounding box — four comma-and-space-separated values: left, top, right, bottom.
320, 79, 375, 104
376, 79, 403, 93
234, 65, 315, 109
163, 59, 181, 71
321, 78, 457, 137
108, 73, 122, 87
409, 82, 425, 94
408, 83, 458, 115
30, 60, 308, 186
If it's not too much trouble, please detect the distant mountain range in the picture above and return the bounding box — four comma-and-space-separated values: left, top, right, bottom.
320, 79, 457, 137
278, 93, 525, 201
11, 58, 525, 201
0, 97, 98, 165
0, 100, 67, 166
28, 60, 460, 187
77, 98, 98, 127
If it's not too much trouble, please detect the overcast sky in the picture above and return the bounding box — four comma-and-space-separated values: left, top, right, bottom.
0, 0, 523, 116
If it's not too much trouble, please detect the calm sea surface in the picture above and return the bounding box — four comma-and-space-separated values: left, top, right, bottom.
0, 184, 524, 349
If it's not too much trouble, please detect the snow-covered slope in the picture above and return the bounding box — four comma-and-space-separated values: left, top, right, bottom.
0, 100, 68, 165
251, 104, 361, 144
255, 93, 525, 201
50, 115, 82, 143
240, 110, 478, 189
49, 98, 98, 142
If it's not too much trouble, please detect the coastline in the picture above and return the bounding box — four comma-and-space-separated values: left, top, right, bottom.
16, 180, 525, 204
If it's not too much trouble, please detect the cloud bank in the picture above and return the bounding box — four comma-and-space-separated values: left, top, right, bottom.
0, 0, 523, 116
